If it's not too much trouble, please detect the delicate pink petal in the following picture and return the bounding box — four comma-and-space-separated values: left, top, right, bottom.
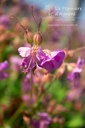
18, 47, 31, 57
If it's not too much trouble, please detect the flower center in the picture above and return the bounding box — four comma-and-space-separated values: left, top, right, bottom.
31, 45, 39, 58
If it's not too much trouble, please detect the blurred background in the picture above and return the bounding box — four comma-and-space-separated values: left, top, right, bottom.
0, 0, 85, 128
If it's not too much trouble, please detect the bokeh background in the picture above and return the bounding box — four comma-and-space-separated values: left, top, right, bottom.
0, 0, 85, 128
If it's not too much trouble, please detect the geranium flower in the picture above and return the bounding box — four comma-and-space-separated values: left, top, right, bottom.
67, 57, 84, 83
18, 45, 65, 73
0, 61, 9, 79
67, 57, 84, 100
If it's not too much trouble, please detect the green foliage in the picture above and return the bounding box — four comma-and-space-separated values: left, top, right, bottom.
0, 79, 10, 105
66, 114, 84, 127
41, 20, 48, 32
8, 75, 21, 97
48, 80, 67, 102
2, 45, 13, 60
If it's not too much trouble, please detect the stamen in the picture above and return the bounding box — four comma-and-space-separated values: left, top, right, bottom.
43, 49, 51, 56
25, 58, 32, 73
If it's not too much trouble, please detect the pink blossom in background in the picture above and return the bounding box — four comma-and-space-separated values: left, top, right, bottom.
0, 61, 9, 79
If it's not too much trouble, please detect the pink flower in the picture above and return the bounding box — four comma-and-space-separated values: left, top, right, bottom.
18, 45, 65, 73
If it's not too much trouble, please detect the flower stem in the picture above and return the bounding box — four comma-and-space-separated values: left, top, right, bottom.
75, 46, 85, 52
30, 71, 33, 111
35, 75, 56, 109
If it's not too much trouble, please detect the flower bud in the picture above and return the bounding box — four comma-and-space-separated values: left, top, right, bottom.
24, 31, 33, 44
33, 32, 42, 45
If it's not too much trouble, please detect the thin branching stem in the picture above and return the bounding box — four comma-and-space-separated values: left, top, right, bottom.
9, 15, 27, 34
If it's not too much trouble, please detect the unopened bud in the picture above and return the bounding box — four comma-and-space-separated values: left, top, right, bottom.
33, 32, 42, 45
25, 31, 33, 44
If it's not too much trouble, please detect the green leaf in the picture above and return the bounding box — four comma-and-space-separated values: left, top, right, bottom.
66, 114, 83, 127
47, 80, 67, 102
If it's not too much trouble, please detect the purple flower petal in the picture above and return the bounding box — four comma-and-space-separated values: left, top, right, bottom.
41, 50, 65, 72
37, 48, 47, 61
0, 61, 9, 71
0, 72, 8, 79
67, 69, 81, 81
77, 57, 84, 68
37, 112, 52, 125
67, 72, 74, 81
67, 57, 84, 81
